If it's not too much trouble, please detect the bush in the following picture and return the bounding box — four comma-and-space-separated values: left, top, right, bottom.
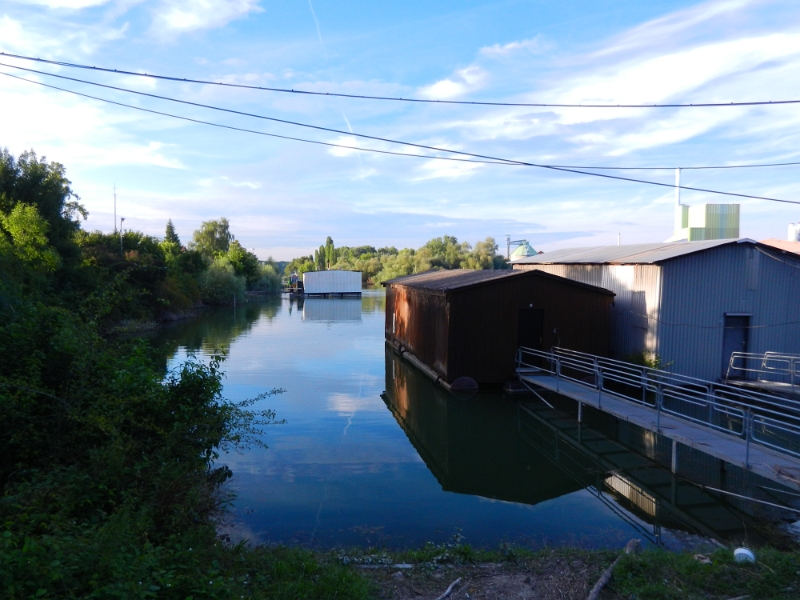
199, 258, 246, 305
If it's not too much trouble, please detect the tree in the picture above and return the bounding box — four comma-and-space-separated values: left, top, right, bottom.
165, 219, 181, 245
226, 240, 261, 286
190, 218, 233, 260
0, 148, 86, 275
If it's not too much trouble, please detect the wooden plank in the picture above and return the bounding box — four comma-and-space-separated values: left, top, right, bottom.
520, 373, 800, 491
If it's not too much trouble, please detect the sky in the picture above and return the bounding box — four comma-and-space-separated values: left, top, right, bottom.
1, 0, 800, 260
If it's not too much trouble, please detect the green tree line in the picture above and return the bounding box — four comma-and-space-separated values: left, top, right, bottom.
285, 234, 507, 285
0, 149, 367, 599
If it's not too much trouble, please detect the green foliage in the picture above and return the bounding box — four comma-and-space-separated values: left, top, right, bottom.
226, 240, 261, 287
199, 257, 246, 305
296, 235, 507, 286
164, 218, 180, 245
624, 351, 672, 370
256, 262, 282, 292
611, 548, 800, 599
190, 218, 234, 261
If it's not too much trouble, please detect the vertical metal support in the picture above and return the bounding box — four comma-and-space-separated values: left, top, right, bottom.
656, 384, 663, 432
578, 401, 583, 424
671, 439, 678, 473
556, 358, 561, 392
597, 370, 603, 409
745, 409, 752, 469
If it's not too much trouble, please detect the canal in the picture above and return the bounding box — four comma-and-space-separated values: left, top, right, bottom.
145, 291, 797, 550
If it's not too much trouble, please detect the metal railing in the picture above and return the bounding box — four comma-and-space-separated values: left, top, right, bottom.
517, 346, 800, 461
726, 352, 800, 395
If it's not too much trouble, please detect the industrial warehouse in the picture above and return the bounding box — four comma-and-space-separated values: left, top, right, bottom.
513, 238, 800, 382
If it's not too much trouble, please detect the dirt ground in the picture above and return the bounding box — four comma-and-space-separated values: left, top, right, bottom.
359, 554, 614, 600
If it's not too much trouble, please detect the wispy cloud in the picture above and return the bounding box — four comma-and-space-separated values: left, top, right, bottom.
418, 65, 487, 99
9, 0, 114, 8
151, 0, 262, 37
480, 37, 546, 58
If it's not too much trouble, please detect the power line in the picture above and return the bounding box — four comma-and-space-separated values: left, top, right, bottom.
551, 161, 800, 171
3, 68, 799, 206
2, 50, 800, 109
0, 71, 511, 166
7, 61, 798, 173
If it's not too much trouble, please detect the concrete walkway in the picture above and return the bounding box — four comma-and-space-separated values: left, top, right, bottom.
520, 372, 800, 491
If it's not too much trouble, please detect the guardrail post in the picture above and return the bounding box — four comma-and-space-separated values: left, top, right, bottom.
744, 408, 752, 469
556, 357, 561, 393
597, 368, 603, 409
656, 384, 663, 432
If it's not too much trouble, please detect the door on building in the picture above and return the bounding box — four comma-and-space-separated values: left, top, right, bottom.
517, 308, 544, 354
721, 314, 750, 379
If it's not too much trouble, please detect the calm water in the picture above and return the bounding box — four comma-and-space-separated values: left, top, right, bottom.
147, 291, 786, 550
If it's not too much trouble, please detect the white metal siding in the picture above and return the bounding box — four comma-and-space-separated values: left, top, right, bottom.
516, 244, 800, 381
513, 263, 661, 358
659, 245, 800, 379
303, 270, 362, 294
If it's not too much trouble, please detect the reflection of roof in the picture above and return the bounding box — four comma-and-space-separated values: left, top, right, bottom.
515, 238, 759, 265
383, 268, 614, 296
510, 241, 537, 259
761, 239, 800, 255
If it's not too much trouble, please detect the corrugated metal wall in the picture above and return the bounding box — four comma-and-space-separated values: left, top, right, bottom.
659, 244, 800, 380
513, 263, 661, 359
386, 272, 613, 384
515, 244, 800, 381
303, 270, 361, 294
385, 285, 450, 377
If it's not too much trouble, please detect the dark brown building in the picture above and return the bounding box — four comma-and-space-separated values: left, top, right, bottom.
384, 269, 614, 385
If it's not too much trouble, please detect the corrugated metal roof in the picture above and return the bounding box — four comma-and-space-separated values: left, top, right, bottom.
514, 238, 759, 265
383, 269, 523, 291
384, 268, 614, 296
760, 239, 800, 255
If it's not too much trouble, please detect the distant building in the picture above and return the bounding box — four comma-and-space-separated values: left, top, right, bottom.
302, 270, 361, 296
666, 169, 739, 242
384, 269, 614, 386
509, 240, 538, 261
667, 203, 740, 242
513, 239, 800, 381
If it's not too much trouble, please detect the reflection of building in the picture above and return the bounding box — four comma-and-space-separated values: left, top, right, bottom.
383, 352, 787, 543
382, 351, 582, 505
514, 240, 800, 380
302, 298, 361, 322
384, 269, 614, 385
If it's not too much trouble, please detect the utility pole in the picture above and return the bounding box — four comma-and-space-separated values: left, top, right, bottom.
119, 217, 125, 255
113, 184, 117, 233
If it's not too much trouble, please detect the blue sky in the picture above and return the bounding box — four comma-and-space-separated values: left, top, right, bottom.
1, 0, 799, 259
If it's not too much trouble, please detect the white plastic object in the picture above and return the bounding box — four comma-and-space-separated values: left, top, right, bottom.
734, 547, 755, 563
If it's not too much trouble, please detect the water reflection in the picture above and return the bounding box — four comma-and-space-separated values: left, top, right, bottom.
143, 291, 796, 550
143, 296, 281, 371
303, 298, 362, 322
382, 351, 582, 506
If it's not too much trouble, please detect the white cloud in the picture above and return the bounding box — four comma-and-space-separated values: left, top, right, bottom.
594, 0, 757, 58
481, 37, 546, 58
10, 0, 113, 8
414, 159, 483, 180
0, 14, 127, 56
151, 0, 263, 36
418, 65, 487, 100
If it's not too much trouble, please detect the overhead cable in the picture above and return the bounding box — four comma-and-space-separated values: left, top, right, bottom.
3, 68, 799, 206
2, 50, 800, 109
